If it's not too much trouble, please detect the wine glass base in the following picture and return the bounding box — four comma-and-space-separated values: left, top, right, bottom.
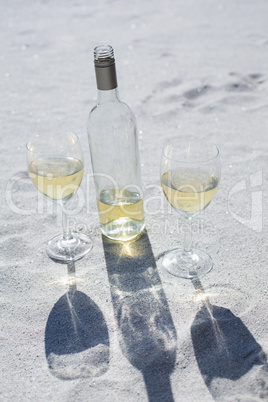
162, 248, 213, 279
46, 233, 93, 262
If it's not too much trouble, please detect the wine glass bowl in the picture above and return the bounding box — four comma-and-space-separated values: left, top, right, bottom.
160, 140, 220, 279
27, 132, 92, 262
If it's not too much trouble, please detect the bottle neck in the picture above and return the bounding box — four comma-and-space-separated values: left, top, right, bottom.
93, 45, 119, 104
97, 88, 119, 103
94, 61, 117, 89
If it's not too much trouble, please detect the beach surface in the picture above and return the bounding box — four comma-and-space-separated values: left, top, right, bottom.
1, 0, 268, 400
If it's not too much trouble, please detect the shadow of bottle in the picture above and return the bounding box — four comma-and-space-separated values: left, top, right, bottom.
102, 230, 177, 402
45, 261, 109, 380
191, 276, 267, 399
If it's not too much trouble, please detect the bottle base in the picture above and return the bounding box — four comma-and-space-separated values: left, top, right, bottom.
101, 217, 145, 242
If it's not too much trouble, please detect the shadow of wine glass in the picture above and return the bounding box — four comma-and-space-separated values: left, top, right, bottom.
191, 276, 268, 400
102, 230, 177, 402
45, 261, 109, 380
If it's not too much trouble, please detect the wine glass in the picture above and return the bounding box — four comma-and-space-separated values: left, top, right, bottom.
26, 132, 93, 262
160, 140, 220, 278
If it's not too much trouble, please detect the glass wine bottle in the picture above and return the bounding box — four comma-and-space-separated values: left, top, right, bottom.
87, 45, 145, 242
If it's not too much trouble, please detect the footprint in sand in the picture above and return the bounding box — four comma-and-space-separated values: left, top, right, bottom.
142, 72, 266, 116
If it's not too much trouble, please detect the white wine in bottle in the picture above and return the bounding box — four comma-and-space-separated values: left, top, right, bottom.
87, 45, 145, 241
97, 188, 144, 241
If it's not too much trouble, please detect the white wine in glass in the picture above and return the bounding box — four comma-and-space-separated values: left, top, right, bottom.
27, 132, 92, 262
160, 140, 220, 278
28, 157, 84, 202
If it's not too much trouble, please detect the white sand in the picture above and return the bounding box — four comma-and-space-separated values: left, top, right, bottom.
1, 0, 268, 400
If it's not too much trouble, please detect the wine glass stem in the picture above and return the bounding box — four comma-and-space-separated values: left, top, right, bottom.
183, 217, 192, 254
67, 261, 77, 293
62, 208, 73, 241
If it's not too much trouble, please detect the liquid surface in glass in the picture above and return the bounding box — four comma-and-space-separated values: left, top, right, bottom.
28, 157, 84, 202
97, 188, 145, 241
161, 169, 219, 217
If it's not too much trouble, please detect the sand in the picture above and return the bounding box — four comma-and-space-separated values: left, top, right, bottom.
1, 0, 268, 400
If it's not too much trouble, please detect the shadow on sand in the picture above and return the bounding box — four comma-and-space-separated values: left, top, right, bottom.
45, 261, 109, 380
102, 230, 177, 402
191, 276, 268, 400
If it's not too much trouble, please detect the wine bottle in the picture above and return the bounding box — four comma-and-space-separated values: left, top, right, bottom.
87, 45, 145, 241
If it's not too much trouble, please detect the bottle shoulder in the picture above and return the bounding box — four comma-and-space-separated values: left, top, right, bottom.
87, 101, 136, 133
87, 100, 138, 145
88, 99, 136, 123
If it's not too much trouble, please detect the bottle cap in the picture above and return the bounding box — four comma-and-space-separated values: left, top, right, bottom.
94, 45, 114, 65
